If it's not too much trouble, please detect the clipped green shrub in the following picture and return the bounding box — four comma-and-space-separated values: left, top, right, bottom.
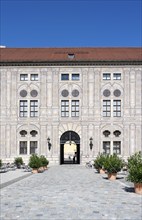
14, 157, 23, 168
127, 151, 142, 183
103, 154, 124, 174
28, 154, 41, 169
94, 153, 107, 170
40, 155, 49, 167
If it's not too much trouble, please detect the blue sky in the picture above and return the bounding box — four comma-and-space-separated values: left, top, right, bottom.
0, 0, 142, 47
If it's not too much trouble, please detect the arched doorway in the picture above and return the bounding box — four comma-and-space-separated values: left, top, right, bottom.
60, 131, 80, 164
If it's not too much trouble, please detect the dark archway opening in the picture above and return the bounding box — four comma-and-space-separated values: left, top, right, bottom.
60, 131, 80, 165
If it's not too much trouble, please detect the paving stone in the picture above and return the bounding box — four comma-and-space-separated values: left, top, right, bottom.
0, 165, 142, 220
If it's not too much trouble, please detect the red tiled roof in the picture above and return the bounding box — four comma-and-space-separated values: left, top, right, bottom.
0, 47, 142, 62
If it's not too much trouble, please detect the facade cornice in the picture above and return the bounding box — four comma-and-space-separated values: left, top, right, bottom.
0, 60, 142, 66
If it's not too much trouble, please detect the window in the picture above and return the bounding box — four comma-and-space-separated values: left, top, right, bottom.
113, 100, 121, 117
103, 100, 111, 117
19, 141, 27, 154
20, 130, 27, 137
103, 73, 111, 80
30, 100, 38, 117
113, 73, 121, 80
19, 100, 28, 117
31, 74, 38, 81
30, 141, 37, 154
72, 74, 80, 80
20, 74, 28, 81
61, 100, 69, 117
113, 141, 121, 154
103, 142, 110, 154
30, 130, 38, 137
61, 74, 69, 81
103, 130, 110, 137
71, 100, 79, 117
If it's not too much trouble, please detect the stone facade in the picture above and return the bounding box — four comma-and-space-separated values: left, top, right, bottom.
0, 65, 142, 164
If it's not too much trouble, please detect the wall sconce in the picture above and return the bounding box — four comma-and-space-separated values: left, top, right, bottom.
47, 137, 51, 151
89, 137, 93, 150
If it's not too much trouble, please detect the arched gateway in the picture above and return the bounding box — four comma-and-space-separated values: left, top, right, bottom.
60, 131, 80, 164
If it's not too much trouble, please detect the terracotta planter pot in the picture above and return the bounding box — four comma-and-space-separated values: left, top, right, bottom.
108, 173, 117, 180
32, 169, 38, 174
99, 168, 105, 174
43, 166, 47, 170
134, 183, 142, 195
38, 167, 44, 172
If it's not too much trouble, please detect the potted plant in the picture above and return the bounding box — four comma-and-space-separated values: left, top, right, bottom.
127, 151, 142, 194
14, 157, 23, 169
28, 154, 41, 173
94, 153, 107, 174
40, 155, 49, 170
38, 155, 49, 172
103, 154, 124, 180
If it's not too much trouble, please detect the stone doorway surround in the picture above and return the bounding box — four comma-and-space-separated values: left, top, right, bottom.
60, 130, 80, 164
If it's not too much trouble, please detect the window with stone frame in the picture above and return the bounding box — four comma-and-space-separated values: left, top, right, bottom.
113, 141, 121, 154
72, 74, 80, 81
61, 100, 69, 117
71, 100, 79, 117
19, 100, 28, 117
61, 74, 69, 81
20, 130, 27, 137
20, 74, 28, 81
103, 100, 111, 117
31, 74, 38, 81
103, 141, 110, 154
19, 141, 27, 154
113, 100, 121, 117
103, 73, 111, 80
30, 100, 38, 117
113, 73, 121, 80
30, 141, 38, 154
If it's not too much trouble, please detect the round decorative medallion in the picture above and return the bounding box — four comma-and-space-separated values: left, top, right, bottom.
20, 90, 27, 97
30, 90, 38, 97
113, 89, 121, 97
61, 89, 69, 97
103, 89, 110, 97
72, 89, 79, 97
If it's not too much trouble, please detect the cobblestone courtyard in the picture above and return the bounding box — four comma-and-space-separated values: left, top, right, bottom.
0, 165, 142, 220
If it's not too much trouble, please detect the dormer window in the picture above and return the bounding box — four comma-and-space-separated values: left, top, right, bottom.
68, 53, 75, 59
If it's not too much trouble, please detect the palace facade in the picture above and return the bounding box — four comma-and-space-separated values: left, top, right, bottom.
0, 47, 142, 164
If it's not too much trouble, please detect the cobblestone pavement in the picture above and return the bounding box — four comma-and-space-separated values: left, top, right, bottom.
0, 165, 142, 220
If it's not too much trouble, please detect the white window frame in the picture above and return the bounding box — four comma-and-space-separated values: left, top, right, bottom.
103, 73, 111, 80
31, 74, 38, 81
113, 73, 121, 80
20, 74, 28, 81
103, 100, 111, 117
19, 100, 28, 117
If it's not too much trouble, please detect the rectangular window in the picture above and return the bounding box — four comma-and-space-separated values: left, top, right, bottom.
61, 74, 69, 81
71, 100, 79, 117
19, 141, 27, 154
113, 141, 121, 154
31, 74, 38, 81
20, 74, 28, 81
113, 73, 121, 80
113, 100, 121, 117
30, 141, 37, 154
103, 100, 111, 117
61, 100, 69, 117
19, 100, 28, 117
103, 73, 111, 80
30, 100, 38, 117
72, 74, 80, 81
103, 142, 110, 154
